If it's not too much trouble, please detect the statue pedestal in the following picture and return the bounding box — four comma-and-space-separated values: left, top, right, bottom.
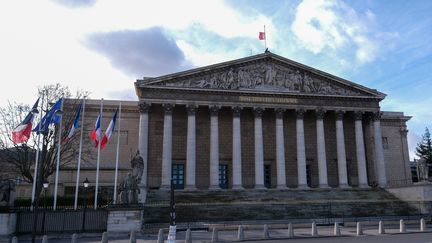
0, 213, 16, 236
107, 207, 143, 232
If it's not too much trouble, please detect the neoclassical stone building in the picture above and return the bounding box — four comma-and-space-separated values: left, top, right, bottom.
133, 52, 412, 191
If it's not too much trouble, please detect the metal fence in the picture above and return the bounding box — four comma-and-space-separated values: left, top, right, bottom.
15, 209, 107, 234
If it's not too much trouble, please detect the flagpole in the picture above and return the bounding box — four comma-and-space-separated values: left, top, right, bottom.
113, 102, 122, 204
94, 98, 103, 209
264, 25, 267, 50
74, 99, 86, 210
31, 92, 45, 211
53, 98, 64, 211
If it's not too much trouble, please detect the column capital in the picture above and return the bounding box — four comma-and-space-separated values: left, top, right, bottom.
187, 104, 197, 115
315, 109, 326, 119
275, 108, 285, 119
209, 105, 220, 116
354, 111, 363, 120
400, 128, 408, 136
296, 109, 305, 119
335, 110, 345, 120
138, 102, 150, 113
232, 106, 242, 117
254, 107, 264, 118
162, 103, 174, 115
372, 111, 382, 121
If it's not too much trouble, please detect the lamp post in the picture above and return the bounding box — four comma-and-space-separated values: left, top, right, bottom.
82, 178, 89, 233
41, 181, 49, 233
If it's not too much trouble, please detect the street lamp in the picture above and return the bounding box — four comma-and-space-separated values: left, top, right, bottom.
82, 178, 89, 232
41, 181, 49, 233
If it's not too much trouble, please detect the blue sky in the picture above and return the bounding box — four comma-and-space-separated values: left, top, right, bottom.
0, 0, 431, 158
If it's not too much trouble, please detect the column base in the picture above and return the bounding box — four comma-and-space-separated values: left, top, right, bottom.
231, 185, 244, 190
254, 184, 266, 190
339, 184, 351, 189
208, 185, 221, 191
318, 184, 330, 189
276, 185, 288, 190
297, 184, 310, 190
184, 186, 197, 191
159, 185, 170, 190
358, 184, 370, 188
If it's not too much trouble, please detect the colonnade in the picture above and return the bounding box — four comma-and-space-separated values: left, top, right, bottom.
138, 103, 387, 189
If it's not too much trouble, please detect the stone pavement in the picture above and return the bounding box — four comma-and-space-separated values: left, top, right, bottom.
11, 222, 431, 242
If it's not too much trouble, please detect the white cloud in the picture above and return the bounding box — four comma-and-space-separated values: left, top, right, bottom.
291, 0, 379, 64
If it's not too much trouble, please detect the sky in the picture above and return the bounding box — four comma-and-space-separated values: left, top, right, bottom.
0, 0, 431, 159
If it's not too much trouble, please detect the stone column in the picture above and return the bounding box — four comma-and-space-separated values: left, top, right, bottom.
232, 106, 243, 190
185, 105, 197, 190
400, 128, 412, 184
316, 109, 328, 188
161, 104, 173, 189
138, 102, 150, 188
354, 111, 368, 187
335, 110, 349, 187
254, 107, 265, 189
296, 109, 308, 188
373, 112, 387, 187
209, 106, 220, 190
275, 108, 287, 189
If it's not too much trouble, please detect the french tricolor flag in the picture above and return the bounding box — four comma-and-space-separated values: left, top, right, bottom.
63, 102, 82, 143
100, 109, 118, 150
12, 98, 39, 144
90, 113, 102, 147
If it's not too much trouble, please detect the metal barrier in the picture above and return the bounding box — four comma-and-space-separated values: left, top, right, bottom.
15, 209, 108, 234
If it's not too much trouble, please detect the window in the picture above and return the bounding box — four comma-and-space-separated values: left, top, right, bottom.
382, 137, 389, 149
219, 165, 229, 189
264, 165, 271, 188
172, 164, 185, 189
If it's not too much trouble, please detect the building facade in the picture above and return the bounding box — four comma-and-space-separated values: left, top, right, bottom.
134, 52, 412, 191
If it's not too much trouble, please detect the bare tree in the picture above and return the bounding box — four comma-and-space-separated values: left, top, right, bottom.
0, 83, 92, 201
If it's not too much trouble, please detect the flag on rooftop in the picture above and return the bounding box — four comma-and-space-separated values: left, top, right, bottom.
12, 98, 39, 144
259, 31, 265, 40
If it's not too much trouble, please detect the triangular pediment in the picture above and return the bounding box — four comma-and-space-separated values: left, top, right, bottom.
136, 52, 385, 98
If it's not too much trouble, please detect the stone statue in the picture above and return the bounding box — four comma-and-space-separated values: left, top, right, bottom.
131, 150, 144, 184
417, 158, 429, 182
117, 150, 144, 204
0, 179, 15, 207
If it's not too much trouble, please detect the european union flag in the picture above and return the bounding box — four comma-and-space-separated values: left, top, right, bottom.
33, 98, 63, 133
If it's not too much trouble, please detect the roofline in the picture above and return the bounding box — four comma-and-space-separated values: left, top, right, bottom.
135, 51, 386, 99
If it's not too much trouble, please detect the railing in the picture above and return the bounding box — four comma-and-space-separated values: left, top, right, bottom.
14, 208, 108, 234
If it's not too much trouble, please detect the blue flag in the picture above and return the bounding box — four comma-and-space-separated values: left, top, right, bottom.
33, 98, 63, 133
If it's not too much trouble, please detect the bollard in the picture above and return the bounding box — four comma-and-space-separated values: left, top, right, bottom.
42, 235, 48, 243
129, 230, 136, 243
334, 222, 341, 236
211, 228, 218, 242
11, 236, 18, 243
263, 224, 270, 239
185, 228, 192, 243
287, 222, 294, 238
157, 229, 164, 243
311, 221, 318, 237
101, 232, 108, 243
237, 225, 244, 241
420, 218, 426, 232
356, 222, 363, 236
400, 219, 406, 233
71, 233, 78, 243
379, 221, 385, 234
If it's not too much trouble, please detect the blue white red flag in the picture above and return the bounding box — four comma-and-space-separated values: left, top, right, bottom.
12, 98, 39, 144
90, 113, 102, 147
63, 102, 82, 143
100, 109, 118, 150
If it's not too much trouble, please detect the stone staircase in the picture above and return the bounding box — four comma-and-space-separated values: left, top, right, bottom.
142, 188, 419, 225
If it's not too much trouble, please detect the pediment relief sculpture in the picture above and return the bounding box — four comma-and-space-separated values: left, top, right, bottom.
151, 62, 368, 96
